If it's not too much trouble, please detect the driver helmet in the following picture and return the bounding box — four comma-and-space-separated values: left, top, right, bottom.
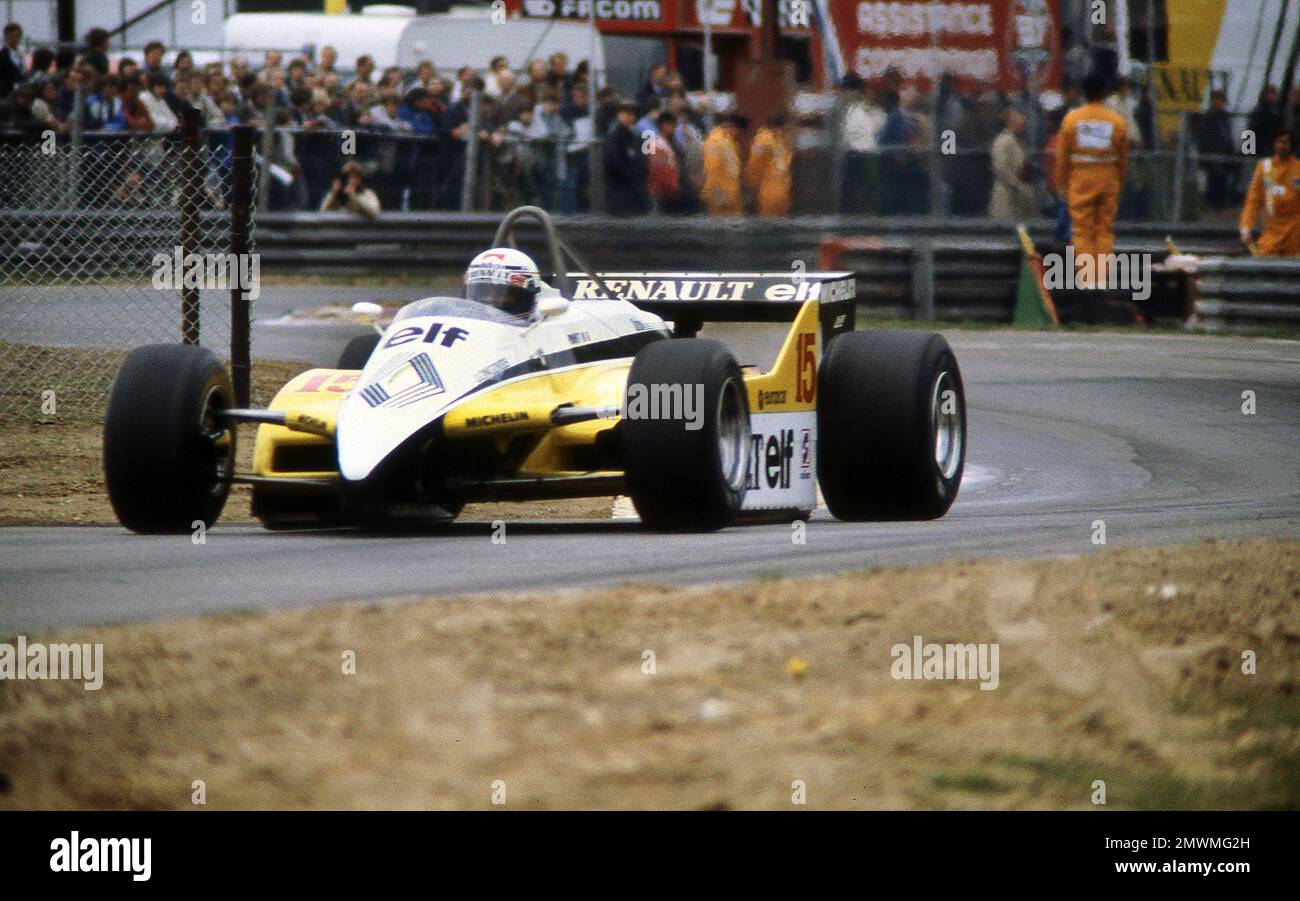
464, 247, 541, 319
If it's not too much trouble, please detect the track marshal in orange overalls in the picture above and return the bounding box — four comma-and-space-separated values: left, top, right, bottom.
1056, 72, 1128, 286
1240, 130, 1300, 256
745, 113, 793, 217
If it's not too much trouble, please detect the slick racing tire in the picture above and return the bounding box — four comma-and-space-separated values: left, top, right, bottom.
104, 344, 236, 534
622, 339, 751, 531
817, 330, 965, 520
338, 333, 381, 370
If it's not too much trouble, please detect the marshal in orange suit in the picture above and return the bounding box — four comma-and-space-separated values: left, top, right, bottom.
1055, 72, 1128, 285
1240, 130, 1300, 256
745, 113, 793, 217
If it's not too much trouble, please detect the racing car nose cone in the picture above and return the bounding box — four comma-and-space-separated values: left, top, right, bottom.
336, 396, 443, 482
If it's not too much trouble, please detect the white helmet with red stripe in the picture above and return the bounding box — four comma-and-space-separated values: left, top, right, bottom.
464, 247, 542, 319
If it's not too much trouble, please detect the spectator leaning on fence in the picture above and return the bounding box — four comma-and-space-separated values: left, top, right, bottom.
317, 45, 337, 77
1248, 86, 1283, 157
87, 73, 124, 129
31, 78, 67, 133
1199, 89, 1237, 210
0, 82, 40, 135
837, 73, 882, 214
55, 71, 83, 128
548, 53, 573, 94
321, 161, 381, 219
531, 88, 574, 212
121, 75, 153, 132
565, 104, 594, 212
355, 55, 376, 87
947, 92, 1000, 216
878, 89, 926, 216
139, 41, 163, 76
605, 100, 649, 217
989, 108, 1037, 221
28, 46, 53, 86
79, 28, 109, 76
196, 71, 226, 129
1239, 129, 1300, 257
228, 56, 249, 93
369, 90, 406, 130
637, 63, 669, 115
484, 55, 510, 98
141, 73, 178, 133
647, 111, 682, 213
1, 22, 23, 97
667, 90, 704, 194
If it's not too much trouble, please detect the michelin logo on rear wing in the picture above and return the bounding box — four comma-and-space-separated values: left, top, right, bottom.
568, 273, 856, 304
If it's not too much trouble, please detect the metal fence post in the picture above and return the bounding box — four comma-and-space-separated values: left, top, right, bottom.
229, 124, 255, 408
66, 86, 84, 210
912, 238, 936, 320
828, 96, 844, 216
1171, 110, 1188, 224
258, 91, 277, 213
589, 135, 605, 215
179, 106, 204, 345
461, 90, 482, 212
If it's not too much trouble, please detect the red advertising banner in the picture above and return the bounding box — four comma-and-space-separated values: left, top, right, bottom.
678, 0, 813, 33
509, 0, 677, 32
824, 0, 1061, 91
505, 0, 1061, 92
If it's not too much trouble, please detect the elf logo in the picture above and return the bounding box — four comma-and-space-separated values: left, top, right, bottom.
746, 429, 794, 490
384, 322, 470, 349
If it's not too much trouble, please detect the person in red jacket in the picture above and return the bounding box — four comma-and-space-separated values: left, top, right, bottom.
648, 111, 692, 214
120, 75, 153, 132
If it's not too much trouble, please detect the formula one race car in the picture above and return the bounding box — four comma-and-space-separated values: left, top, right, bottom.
103, 207, 965, 533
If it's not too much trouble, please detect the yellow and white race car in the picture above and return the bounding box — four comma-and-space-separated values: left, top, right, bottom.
103, 208, 965, 533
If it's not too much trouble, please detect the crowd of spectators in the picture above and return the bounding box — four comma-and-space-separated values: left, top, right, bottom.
833, 60, 1300, 223
1, 18, 1297, 221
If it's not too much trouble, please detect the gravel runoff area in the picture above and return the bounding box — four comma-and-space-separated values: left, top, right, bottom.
0, 538, 1295, 810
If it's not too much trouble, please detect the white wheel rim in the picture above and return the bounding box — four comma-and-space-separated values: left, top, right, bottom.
716, 377, 749, 491
930, 370, 963, 481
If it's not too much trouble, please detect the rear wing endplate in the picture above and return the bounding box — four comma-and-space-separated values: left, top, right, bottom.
566, 271, 857, 342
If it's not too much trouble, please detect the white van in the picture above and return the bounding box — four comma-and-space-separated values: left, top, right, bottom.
223, 5, 606, 79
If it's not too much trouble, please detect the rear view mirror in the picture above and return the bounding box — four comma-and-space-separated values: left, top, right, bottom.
537, 294, 569, 319
351, 302, 383, 318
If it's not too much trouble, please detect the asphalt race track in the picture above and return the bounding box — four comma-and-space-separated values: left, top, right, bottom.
2, 320, 1298, 633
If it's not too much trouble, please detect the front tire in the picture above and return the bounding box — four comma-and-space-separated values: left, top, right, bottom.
817, 330, 965, 520
622, 339, 751, 531
104, 344, 236, 533
338, 333, 380, 369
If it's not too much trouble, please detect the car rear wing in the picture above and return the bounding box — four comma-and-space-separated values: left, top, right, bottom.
565, 271, 857, 342
486, 207, 855, 342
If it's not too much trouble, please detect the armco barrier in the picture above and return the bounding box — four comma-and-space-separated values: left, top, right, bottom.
8, 210, 1295, 327
1195, 258, 1300, 330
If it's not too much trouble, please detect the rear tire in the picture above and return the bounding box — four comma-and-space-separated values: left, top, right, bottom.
817, 330, 965, 520
338, 333, 380, 369
622, 339, 750, 531
103, 344, 236, 534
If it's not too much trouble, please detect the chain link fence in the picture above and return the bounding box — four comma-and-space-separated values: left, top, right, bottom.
0, 112, 257, 421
